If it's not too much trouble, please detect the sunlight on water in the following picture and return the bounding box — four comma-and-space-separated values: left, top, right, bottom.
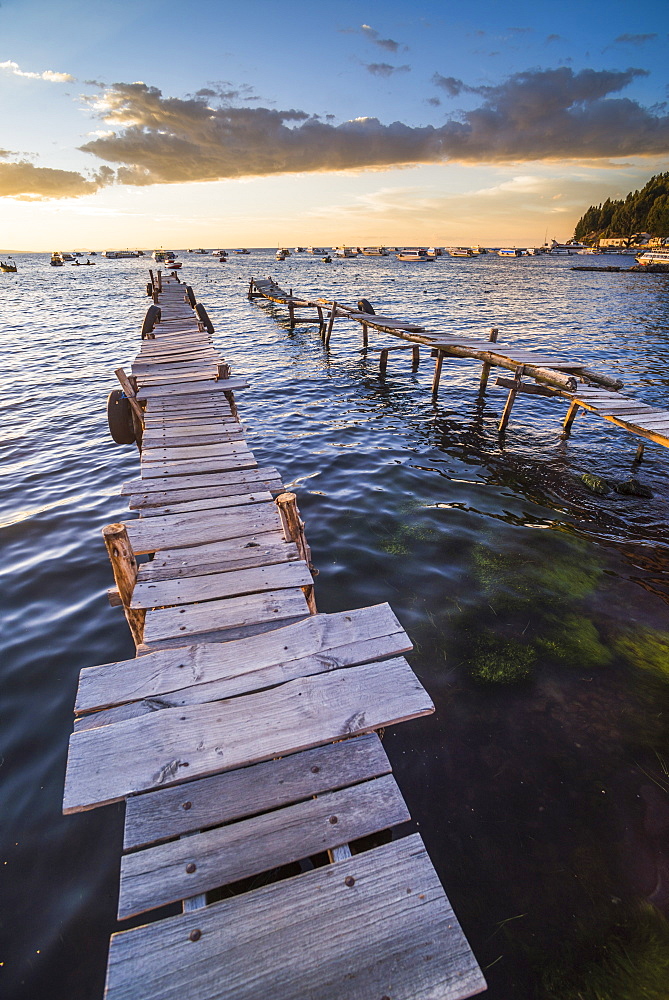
2, 251, 669, 1000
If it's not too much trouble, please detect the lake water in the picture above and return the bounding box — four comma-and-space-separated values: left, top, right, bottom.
2, 250, 669, 1000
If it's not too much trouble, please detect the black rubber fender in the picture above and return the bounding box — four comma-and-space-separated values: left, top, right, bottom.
107, 389, 136, 445
357, 298, 375, 315
195, 302, 215, 334
185, 284, 196, 308
141, 304, 161, 339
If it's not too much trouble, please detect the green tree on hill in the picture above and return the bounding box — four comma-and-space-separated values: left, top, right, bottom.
574, 173, 669, 243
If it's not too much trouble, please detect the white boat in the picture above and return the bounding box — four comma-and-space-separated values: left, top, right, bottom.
307, 247, 325, 254
636, 247, 669, 265
497, 248, 523, 257
426, 247, 442, 257
543, 239, 589, 255
361, 247, 388, 256
469, 246, 487, 255
396, 250, 433, 261
231, 248, 249, 254
576, 247, 602, 255
334, 247, 357, 257
446, 247, 474, 257
50, 253, 64, 266
102, 250, 141, 258
276, 250, 288, 260
153, 250, 177, 262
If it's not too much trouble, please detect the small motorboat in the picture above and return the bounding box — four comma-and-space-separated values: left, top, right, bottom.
321, 255, 332, 262
50, 253, 64, 266
396, 250, 433, 261
166, 260, 182, 269
1, 259, 17, 272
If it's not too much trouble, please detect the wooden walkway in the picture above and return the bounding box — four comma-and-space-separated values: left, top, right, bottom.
62, 273, 487, 1000
249, 276, 669, 456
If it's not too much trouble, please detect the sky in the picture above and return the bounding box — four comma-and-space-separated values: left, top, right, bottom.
1, 0, 668, 250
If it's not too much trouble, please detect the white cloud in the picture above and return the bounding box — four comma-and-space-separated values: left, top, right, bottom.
0, 60, 75, 83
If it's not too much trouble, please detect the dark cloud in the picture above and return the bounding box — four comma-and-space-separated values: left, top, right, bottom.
0, 160, 112, 199
614, 33, 658, 44
432, 73, 467, 97
426, 97, 441, 107
546, 34, 562, 43
365, 63, 411, 77
3, 66, 667, 200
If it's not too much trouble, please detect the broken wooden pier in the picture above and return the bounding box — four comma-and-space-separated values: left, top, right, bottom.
249, 275, 669, 460
62, 273, 487, 1000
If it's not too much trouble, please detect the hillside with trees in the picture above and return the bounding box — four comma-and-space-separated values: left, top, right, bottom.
573, 173, 669, 244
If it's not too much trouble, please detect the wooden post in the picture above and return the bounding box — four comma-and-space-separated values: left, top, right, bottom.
216, 362, 230, 380
411, 345, 420, 369
224, 390, 239, 422
149, 268, 155, 287
379, 349, 389, 376
102, 523, 145, 647
315, 306, 324, 336
633, 440, 645, 464
498, 365, 524, 435
562, 400, 581, 436
114, 368, 145, 424
479, 328, 498, 392
432, 350, 444, 399
156, 270, 162, 292
324, 302, 337, 346
361, 323, 368, 349
275, 492, 317, 614
288, 300, 295, 329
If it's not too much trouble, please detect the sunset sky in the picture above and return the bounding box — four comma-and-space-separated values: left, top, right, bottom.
1, 0, 668, 250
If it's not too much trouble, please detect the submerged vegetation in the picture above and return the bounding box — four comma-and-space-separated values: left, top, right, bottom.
615, 627, 669, 683
541, 903, 669, 1000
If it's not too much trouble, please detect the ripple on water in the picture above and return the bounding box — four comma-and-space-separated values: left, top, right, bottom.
2, 252, 669, 1000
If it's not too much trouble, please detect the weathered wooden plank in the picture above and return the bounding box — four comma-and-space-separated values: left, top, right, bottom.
139, 453, 258, 480
123, 467, 281, 499
138, 377, 249, 398
141, 442, 251, 463
63, 657, 433, 811
142, 433, 246, 450
123, 732, 390, 849
142, 587, 310, 645
76, 628, 412, 729
131, 559, 313, 609
76, 604, 410, 714
104, 835, 486, 1000
118, 774, 409, 918
136, 491, 273, 518
125, 504, 282, 553
136, 537, 295, 582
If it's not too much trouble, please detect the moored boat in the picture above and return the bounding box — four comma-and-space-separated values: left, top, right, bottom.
497, 248, 523, 257
361, 247, 388, 256
334, 246, 357, 257
635, 247, 669, 265
396, 249, 433, 261
446, 247, 474, 257
1, 259, 17, 272
50, 253, 64, 266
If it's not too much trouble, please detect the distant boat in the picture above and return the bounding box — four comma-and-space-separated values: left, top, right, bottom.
102, 250, 141, 258
360, 247, 388, 256
232, 248, 249, 254
276, 250, 288, 260
396, 250, 433, 261
1, 258, 17, 272
334, 247, 357, 257
167, 260, 182, 269
426, 247, 442, 257
307, 247, 325, 254
469, 246, 487, 255
497, 248, 524, 257
321, 255, 332, 262
446, 247, 474, 257
50, 253, 64, 266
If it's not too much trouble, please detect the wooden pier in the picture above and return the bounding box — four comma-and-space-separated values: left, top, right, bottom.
62, 273, 487, 999
249, 276, 669, 458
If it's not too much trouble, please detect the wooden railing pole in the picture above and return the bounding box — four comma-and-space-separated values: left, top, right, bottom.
499, 364, 524, 434
479, 328, 498, 391
102, 523, 145, 646
114, 368, 145, 424
275, 492, 317, 614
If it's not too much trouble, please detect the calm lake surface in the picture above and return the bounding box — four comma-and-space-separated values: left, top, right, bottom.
2, 250, 669, 1000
